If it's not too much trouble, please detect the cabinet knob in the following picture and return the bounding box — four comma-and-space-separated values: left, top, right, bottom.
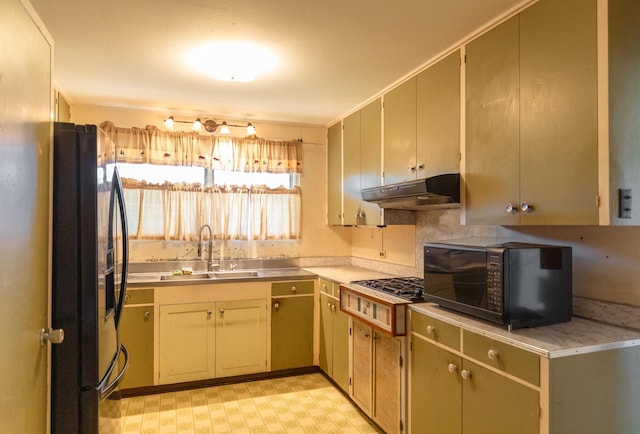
273, 302, 280, 310
364, 333, 370, 338
426, 325, 435, 335
417, 163, 425, 170
327, 302, 332, 309
520, 202, 534, 213
409, 165, 417, 172
461, 369, 472, 380
207, 310, 212, 316
144, 311, 150, 319
291, 286, 297, 293
447, 363, 458, 374
487, 349, 499, 360
219, 309, 225, 315
505, 203, 519, 214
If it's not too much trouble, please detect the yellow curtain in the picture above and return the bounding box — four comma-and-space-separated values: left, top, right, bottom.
100, 121, 302, 173
122, 179, 301, 241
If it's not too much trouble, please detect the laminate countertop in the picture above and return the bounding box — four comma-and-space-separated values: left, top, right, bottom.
411, 302, 640, 359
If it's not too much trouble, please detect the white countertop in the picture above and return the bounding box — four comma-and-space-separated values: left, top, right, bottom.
411, 302, 640, 358
302, 265, 397, 284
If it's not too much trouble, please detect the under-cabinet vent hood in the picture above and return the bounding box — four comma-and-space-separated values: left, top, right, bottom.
361, 173, 460, 210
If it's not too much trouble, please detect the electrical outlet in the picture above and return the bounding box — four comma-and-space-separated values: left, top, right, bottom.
379, 250, 386, 258
619, 188, 632, 219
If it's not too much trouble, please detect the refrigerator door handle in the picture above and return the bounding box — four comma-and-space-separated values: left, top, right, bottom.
112, 167, 129, 328
98, 344, 129, 401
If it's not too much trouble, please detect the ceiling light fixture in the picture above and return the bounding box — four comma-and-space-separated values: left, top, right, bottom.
186, 42, 278, 82
163, 117, 257, 136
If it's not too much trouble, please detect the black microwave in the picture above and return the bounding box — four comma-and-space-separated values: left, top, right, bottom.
423, 240, 572, 329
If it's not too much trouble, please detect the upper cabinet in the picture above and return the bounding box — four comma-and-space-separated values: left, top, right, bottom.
416, 50, 461, 179
384, 51, 461, 185
607, 0, 640, 225
327, 121, 342, 225
328, 99, 383, 226
464, 0, 598, 225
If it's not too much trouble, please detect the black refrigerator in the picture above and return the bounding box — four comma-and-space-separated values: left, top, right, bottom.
51, 123, 129, 434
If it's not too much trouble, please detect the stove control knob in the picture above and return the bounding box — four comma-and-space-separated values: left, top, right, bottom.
426, 325, 435, 335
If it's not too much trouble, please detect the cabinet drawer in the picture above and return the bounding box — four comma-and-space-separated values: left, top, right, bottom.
319, 278, 336, 297
272, 281, 314, 296
463, 330, 539, 386
124, 288, 154, 305
411, 311, 460, 351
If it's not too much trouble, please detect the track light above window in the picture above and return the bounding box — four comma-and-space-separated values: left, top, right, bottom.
163, 116, 257, 136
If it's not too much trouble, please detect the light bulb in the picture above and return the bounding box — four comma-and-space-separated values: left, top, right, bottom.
220, 121, 231, 134
246, 123, 256, 135
192, 118, 202, 131
164, 116, 174, 129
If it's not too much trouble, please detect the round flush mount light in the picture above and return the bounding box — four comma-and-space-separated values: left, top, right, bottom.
187, 41, 278, 82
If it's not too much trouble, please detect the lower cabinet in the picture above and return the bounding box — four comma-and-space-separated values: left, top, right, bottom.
158, 302, 216, 385
410, 336, 538, 434
352, 319, 402, 434
271, 281, 314, 371
158, 298, 267, 384
318, 279, 350, 392
119, 288, 154, 390
215, 299, 267, 378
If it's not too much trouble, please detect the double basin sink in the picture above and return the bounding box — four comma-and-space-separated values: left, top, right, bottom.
159, 270, 259, 280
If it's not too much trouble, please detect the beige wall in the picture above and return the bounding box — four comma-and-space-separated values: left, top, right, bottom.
71, 105, 352, 261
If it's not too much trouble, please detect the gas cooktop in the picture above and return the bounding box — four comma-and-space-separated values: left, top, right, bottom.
351, 277, 424, 302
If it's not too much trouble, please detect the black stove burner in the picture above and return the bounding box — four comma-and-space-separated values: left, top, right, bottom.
352, 277, 424, 302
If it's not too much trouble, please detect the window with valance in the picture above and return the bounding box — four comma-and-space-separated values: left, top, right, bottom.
100, 121, 302, 241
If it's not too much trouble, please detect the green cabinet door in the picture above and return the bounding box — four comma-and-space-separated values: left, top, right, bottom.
332, 304, 351, 392
319, 292, 334, 375
462, 359, 539, 434
519, 0, 598, 225
384, 77, 417, 184
411, 337, 462, 434
360, 98, 382, 226
465, 16, 520, 225
343, 110, 361, 226
271, 295, 314, 370
416, 50, 461, 179
119, 305, 154, 389
327, 122, 342, 225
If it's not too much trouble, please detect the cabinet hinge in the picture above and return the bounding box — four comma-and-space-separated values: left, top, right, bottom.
399, 356, 403, 368
349, 377, 352, 386
400, 420, 404, 432
596, 195, 600, 207
463, 54, 467, 63
349, 327, 352, 336
409, 341, 412, 351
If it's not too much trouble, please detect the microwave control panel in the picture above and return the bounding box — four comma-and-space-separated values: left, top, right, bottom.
487, 252, 503, 312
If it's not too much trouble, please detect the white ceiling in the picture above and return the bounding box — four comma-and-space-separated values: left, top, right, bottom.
30, 0, 531, 126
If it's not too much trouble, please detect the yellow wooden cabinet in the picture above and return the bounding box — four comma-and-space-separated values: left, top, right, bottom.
158, 302, 216, 385
465, 0, 598, 225
351, 319, 402, 434
119, 288, 154, 390
270, 281, 314, 371
318, 279, 350, 392
215, 299, 267, 378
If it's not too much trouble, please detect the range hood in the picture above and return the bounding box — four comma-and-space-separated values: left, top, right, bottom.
361, 173, 460, 210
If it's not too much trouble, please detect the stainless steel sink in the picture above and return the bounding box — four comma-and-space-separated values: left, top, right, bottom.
212, 270, 259, 278
159, 270, 260, 280
160, 272, 212, 281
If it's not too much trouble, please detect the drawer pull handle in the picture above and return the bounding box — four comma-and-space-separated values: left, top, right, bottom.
487, 349, 499, 360
461, 369, 472, 380
447, 363, 457, 374
273, 302, 280, 310
144, 311, 150, 319
426, 325, 435, 335
291, 286, 297, 293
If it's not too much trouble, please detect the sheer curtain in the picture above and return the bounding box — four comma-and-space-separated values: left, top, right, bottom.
123, 180, 301, 241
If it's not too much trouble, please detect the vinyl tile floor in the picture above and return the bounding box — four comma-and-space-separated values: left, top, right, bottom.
120, 373, 384, 434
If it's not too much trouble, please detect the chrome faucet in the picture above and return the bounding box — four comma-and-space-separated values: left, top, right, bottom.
197, 224, 216, 271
